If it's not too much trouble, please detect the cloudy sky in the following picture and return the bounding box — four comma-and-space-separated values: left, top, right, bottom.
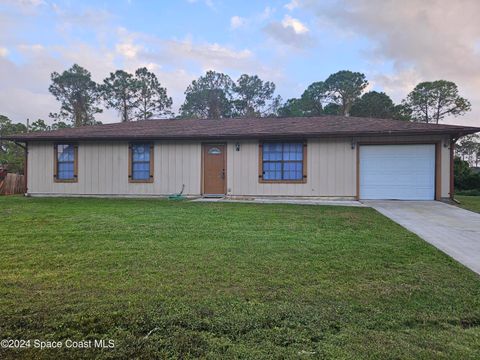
1, 0, 479, 126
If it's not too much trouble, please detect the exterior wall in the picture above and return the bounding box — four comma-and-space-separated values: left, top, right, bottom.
226, 139, 356, 197
27, 135, 452, 199
28, 141, 201, 196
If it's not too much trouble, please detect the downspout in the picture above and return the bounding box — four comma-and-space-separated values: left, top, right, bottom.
24, 142, 28, 195
449, 136, 459, 201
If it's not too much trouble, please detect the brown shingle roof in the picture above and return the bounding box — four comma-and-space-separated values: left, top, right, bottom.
4, 116, 479, 141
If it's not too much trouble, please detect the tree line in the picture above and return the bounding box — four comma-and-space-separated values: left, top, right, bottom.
28, 64, 472, 129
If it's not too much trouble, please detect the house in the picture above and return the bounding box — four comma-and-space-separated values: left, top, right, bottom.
4, 116, 479, 201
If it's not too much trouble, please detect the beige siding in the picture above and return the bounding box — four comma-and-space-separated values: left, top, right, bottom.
28, 141, 201, 196
226, 139, 356, 197
27, 135, 452, 199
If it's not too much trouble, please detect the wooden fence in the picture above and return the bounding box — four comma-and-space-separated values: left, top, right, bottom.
0, 173, 26, 195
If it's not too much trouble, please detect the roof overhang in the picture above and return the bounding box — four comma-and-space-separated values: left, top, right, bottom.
2, 116, 479, 142
3, 129, 478, 143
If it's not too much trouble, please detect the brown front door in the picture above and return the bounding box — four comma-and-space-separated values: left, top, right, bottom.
203, 144, 226, 195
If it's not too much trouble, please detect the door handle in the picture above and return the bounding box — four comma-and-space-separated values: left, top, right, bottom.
220, 169, 225, 179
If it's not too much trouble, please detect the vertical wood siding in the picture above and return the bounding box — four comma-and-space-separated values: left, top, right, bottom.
226, 139, 356, 197
28, 141, 201, 196
27, 135, 451, 198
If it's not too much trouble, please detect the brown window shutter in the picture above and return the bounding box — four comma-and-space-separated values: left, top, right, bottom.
128, 144, 132, 179
53, 144, 58, 179
303, 142, 307, 179
258, 143, 263, 179
149, 144, 154, 180
73, 145, 78, 179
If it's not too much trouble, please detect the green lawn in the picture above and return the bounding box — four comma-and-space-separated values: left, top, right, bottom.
456, 195, 480, 214
0, 197, 479, 359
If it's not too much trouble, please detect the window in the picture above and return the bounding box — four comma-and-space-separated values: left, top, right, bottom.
129, 143, 154, 182
260, 142, 306, 182
208, 147, 222, 155
54, 144, 77, 182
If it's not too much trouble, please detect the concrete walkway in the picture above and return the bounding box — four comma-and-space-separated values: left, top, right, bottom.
365, 201, 480, 275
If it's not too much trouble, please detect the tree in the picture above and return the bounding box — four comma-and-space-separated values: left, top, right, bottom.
180, 71, 234, 119
134, 67, 173, 120
350, 91, 395, 118
278, 98, 308, 117
29, 119, 72, 132
323, 103, 341, 115
456, 134, 480, 167
232, 74, 279, 117
29, 119, 51, 132
51, 121, 72, 130
277, 82, 327, 117
299, 81, 328, 116
392, 104, 412, 121
0, 115, 27, 173
102, 70, 138, 122
324, 70, 368, 116
402, 80, 471, 124
49, 64, 103, 127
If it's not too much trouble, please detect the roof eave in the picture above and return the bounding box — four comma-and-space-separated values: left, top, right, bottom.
3, 127, 479, 142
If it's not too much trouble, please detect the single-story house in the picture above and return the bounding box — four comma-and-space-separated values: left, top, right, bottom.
4, 116, 479, 201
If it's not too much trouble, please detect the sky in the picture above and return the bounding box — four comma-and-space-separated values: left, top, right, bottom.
0, 0, 479, 126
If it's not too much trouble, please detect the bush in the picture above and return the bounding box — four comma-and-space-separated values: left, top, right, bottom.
454, 157, 480, 191
455, 189, 480, 196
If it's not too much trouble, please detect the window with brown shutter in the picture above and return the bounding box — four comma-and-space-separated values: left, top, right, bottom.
259, 141, 307, 183
54, 143, 78, 183
128, 143, 154, 183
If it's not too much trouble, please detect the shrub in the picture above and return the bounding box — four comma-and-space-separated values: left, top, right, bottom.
454, 157, 480, 191
455, 189, 480, 196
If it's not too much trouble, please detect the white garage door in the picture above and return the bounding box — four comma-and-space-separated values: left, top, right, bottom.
359, 144, 435, 200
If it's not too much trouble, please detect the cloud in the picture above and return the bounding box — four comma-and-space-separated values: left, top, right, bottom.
230, 15, 246, 30
186, 0, 216, 10
108, 27, 259, 75
17, 43, 44, 52
304, 0, 480, 126
18, 0, 45, 6
2, 0, 46, 8
115, 28, 143, 59
0, 17, 267, 123
150, 37, 256, 74
0, 2, 288, 124
259, 6, 274, 21
116, 42, 141, 59
282, 15, 308, 34
229, 7, 275, 31
0, 50, 62, 122
372, 69, 423, 103
53, 7, 113, 31
264, 15, 313, 48
284, 0, 300, 11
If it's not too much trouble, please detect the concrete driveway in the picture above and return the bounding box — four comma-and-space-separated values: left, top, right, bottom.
364, 201, 480, 275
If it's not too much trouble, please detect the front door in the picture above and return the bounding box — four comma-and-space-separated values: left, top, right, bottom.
203, 144, 226, 196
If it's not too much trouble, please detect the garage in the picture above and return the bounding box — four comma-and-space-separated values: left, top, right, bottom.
359, 144, 436, 200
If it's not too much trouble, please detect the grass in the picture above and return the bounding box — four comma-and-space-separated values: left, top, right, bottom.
0, 196, 479, 359
456, 195, 480, 214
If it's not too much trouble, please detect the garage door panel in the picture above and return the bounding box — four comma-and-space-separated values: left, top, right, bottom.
363, 174, 431, 186
360, 144, 435, 200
